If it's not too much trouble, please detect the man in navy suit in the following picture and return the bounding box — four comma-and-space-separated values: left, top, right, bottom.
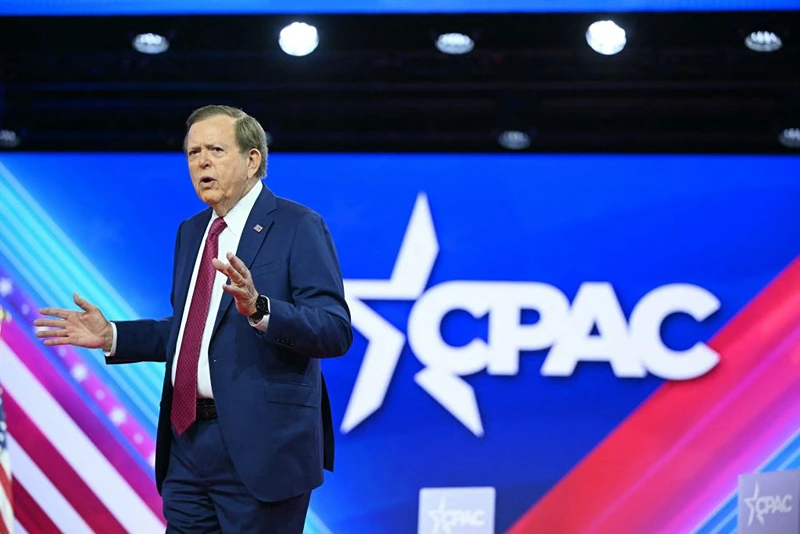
34, 105, 352, 533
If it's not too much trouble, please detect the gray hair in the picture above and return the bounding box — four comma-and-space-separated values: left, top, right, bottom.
185, 105, 268, 179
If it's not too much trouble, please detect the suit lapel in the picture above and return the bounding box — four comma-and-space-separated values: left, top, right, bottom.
212, 186, 277, 337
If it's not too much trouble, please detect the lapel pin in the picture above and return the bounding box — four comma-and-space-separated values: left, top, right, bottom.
254, 224, 263, 233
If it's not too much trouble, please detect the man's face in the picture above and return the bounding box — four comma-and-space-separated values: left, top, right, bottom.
186, 114, 260, 216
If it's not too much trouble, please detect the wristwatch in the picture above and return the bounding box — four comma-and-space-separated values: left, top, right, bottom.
249, 294, 270, 322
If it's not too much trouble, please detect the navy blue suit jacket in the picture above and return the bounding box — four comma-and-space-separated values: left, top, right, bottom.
107, 184, 352, 502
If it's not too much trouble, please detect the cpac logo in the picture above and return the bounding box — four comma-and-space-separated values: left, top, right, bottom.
342, 193, 721, 436
428, 500, 487, 534
744, 482, 794, 527
419, 487, 495, 534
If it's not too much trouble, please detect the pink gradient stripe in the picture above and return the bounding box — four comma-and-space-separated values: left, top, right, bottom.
3, 319, 164, 520
584, 323, 800, 533
661, 328, 800, 534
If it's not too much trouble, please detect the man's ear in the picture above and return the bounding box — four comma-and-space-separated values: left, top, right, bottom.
248, 148, 262, 179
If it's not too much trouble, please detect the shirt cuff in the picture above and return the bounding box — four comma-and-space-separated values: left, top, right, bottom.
247, 297, 271, 332
104, 322, 118, 357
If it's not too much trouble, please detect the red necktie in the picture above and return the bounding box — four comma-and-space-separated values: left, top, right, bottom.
171, 217, 227, 435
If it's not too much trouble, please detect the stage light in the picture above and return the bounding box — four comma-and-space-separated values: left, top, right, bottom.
132, 33, 169, 55
0, 130, 20, 148
779, 128, 800, 148
745, 31, 783, 52
498, 130, 531, 150
586, 20, 627, 55
436, 33, 475, 55
279, 22, 319, 57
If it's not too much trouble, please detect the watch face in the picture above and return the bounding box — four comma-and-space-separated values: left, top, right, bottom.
257, 295, 269, 313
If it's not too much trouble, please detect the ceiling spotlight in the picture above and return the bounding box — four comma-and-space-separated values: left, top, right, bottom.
745, 31, 783, 52
436, 33, 475, 55
779, 128, 800, 148
0, 130, 20, 148
279, 22, 319, 57
132, 33, 169, 55
498, 130, 531, 150
586, 20, 627, 55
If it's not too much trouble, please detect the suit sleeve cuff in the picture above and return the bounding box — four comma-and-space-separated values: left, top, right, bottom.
103, 322, 118, 357
248, 297, 271, 332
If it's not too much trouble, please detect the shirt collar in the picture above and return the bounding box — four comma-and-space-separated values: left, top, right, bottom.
211, 179, 263, 236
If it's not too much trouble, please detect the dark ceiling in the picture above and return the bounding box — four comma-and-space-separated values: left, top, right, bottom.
0, 11, 798, 153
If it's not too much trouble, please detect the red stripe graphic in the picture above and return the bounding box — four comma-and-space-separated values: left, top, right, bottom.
4, 394, 127, 534
11, 480, 60, 534
509, 255, 800, 534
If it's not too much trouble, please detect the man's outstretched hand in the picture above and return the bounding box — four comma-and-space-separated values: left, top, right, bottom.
34, 293, 114, 351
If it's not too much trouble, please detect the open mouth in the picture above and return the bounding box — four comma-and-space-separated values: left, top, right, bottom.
200, 177, 215, 185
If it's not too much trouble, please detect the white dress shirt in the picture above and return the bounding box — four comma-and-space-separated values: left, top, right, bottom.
108, 180, 270, 399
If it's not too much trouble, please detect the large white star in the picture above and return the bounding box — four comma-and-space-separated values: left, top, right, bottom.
341, 193, 439, 433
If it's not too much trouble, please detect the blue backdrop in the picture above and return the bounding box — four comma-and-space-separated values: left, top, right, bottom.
1, 153, 800, 534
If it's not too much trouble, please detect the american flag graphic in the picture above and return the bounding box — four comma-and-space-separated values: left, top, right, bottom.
0, 163, 168, 533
